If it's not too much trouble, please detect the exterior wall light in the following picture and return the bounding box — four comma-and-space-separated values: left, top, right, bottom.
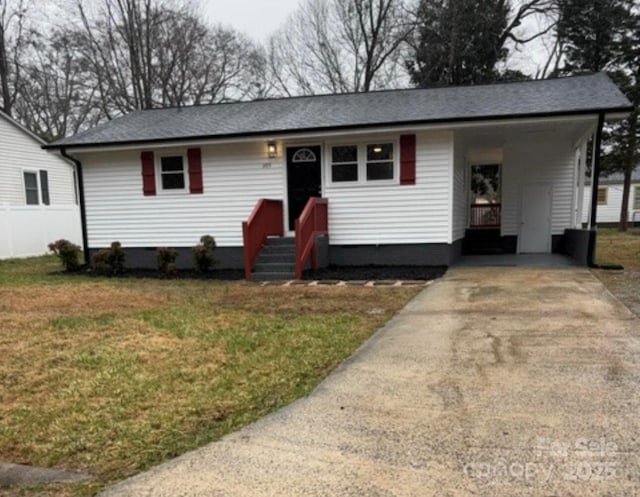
267, 142, 277, 158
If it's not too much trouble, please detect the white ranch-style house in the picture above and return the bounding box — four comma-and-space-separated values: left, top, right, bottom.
44, 73, 632, 279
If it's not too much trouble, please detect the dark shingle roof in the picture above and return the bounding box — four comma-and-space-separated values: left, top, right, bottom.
47, 73, 632, 149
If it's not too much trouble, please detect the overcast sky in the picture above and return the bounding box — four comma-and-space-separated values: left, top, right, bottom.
201, 0, 549, 76
202, 0, 302, 41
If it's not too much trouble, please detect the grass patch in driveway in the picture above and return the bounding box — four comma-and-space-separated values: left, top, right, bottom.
594, 227, 640, 317
0, 256, 422, 497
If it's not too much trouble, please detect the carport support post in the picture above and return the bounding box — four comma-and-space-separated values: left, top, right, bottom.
587, 112, 605, 266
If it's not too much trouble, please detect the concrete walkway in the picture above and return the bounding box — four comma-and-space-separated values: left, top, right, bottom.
101, 267, 640, 496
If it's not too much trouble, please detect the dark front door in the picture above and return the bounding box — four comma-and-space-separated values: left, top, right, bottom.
287, 146, 322, 230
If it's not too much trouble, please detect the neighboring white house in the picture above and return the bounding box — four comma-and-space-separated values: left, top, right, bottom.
582, 169, 640, 226
44, 73, 632, 277
0, 111, 82, 259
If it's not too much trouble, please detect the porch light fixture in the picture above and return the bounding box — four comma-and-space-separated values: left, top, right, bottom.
267, 142, 277, 158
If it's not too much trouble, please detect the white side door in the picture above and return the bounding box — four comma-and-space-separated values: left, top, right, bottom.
519, 183, 552, 253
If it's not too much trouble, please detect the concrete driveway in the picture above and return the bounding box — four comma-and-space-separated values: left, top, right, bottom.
101, 267, 640, 497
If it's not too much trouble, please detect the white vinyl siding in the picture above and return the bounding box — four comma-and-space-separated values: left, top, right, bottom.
502, 137, 575, 236
0, 118, 76, 207
80, 143, 284, 248
582, 184, 640, 223
324, 131, 453, 245
0, 114, 81, 258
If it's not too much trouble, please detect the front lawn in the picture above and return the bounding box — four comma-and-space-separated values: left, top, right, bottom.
0, 257, 422, 497
594, 227, 640, 317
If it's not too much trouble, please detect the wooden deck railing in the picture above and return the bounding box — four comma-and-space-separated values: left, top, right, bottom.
242, 199, 284, 280
295, 197, 328, 279
470, 203, 501, 228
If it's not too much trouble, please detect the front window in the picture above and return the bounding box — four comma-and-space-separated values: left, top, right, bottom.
329, 141, 397, 185
331, 145, 358, 182
366, 143, 394, 180
24, 172, 39, 205
160, 156, 186, 190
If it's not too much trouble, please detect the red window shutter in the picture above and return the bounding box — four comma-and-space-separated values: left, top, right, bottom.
187, 148, 203, 194
400, 134, 416, 185
141, 151, 156, 196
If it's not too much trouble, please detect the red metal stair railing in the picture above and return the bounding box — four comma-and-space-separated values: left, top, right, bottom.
242, 199, 284, 280
295, 197, 328, 279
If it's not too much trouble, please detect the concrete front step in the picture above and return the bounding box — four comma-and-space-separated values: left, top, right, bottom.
253, 262, 296, 273
266, 237, 295, 246
256, 253, 294, 263
261, 245, 296, 255
251, 237, 297, 281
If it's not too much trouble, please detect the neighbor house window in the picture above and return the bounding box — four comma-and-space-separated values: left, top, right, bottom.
633, 185, 640, 210
159, 155, 186, 191
328, 141, 397, 185
597, 187, 608, 205
24, 172, 39, 205
24, 170, 51, 205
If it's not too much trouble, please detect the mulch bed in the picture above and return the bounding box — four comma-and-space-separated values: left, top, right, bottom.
58, 267, 246, 280
55, 265, 448, 282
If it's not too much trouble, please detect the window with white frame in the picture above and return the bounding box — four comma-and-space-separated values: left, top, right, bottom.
24, 171, 39, 205
159, 155, 186, 191
366, 143, 394, 180
634, 185, 640, 210
23, 170, 50, 206
328, 141, 397, 185
331, 145, 358, 182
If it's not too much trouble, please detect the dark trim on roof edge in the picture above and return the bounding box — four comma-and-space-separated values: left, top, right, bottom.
43, 106, 634, 150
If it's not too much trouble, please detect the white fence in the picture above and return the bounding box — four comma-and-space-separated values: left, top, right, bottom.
0, 204, 82, 259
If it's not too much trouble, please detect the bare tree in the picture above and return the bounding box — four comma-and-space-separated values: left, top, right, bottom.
268, 0, 412, 96
14, 29, 101, 141
75, 0, 166, 115
74, 0, 266, 117
157, 16, 269, 106
0, 0, 31, 116
500, 0, 558, 46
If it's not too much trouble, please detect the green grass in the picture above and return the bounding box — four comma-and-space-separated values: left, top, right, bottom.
0, 256, 421, 497
593, 227, 640, 317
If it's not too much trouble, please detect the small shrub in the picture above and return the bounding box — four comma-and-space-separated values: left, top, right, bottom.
156, 247, 178, 275
193, 235, 217, 273
92, 241, 126, 274
48, 239, 82, 271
